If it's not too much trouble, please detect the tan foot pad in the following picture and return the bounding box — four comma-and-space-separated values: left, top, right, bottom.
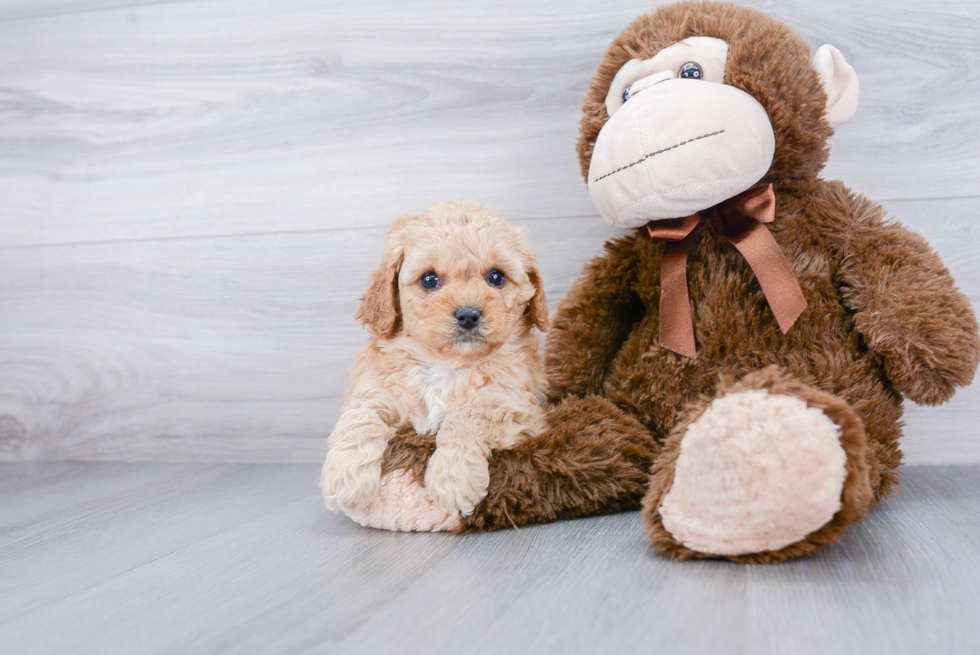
659, 390, 848, 555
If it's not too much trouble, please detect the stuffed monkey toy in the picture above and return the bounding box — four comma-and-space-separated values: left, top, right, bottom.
341, 0, 980, 563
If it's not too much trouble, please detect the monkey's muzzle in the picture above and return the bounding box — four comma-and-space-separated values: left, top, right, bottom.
588, 79, 776, 229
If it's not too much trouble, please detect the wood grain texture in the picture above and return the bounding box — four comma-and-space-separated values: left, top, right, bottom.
1, 0, 979, 463
0, 215, 616, 462
0, 0, 978, 246
0, 463, 978, 654
2, 199, 978, 463
0, 463, 314, 621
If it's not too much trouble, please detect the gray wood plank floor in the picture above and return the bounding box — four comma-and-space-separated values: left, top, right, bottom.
2, 463, 978, 655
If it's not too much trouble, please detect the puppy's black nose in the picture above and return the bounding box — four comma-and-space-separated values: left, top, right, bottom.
455, 306, 482, 331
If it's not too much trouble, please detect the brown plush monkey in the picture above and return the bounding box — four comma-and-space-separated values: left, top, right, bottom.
354, 1, 980, 562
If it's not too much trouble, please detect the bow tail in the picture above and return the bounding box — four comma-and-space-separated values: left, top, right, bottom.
659, 230, 699, 359
725, 221, 807, 333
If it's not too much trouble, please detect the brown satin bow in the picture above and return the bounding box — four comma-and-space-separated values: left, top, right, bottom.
646, 183, 807, 359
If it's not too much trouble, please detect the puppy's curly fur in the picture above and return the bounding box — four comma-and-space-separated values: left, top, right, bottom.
320, 201, 549, 519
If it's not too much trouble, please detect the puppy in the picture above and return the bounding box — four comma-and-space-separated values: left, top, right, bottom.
320, 201, 550, 518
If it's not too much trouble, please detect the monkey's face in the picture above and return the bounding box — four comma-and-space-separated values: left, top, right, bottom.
582, 7, 860, 230
588, 37, 775, 227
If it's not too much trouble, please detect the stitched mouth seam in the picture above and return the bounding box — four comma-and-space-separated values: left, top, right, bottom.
592, 129, 726, 183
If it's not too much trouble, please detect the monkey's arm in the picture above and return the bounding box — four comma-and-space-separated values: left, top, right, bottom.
832, 187, 980, 405
382, 395, 659, 532
545, 234, 644, 400
462, 396, 658, 531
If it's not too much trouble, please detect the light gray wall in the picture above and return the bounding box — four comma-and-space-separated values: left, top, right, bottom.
1, 0, 978, 463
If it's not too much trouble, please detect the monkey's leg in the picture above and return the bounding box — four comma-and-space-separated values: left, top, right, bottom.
642, 367, 874, 563
363, 395, 658, 533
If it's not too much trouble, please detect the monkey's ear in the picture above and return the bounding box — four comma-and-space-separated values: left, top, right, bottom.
813, 44, 859, 128
525, 263, 549, 332
356, 243, 403, 338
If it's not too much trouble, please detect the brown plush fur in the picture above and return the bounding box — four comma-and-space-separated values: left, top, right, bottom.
642, 367, 873, 563
378, 1, 979, 561
576, 1, 833, 188
384, 395, 660, 531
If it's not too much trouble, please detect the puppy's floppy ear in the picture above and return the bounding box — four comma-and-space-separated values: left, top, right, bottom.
525, 261, 549, 332
356, 236, 404, 338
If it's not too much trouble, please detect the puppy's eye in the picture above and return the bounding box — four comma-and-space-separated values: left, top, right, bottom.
621, 85, 632, 103
420, 271, 441, 290
679, 62, 703, 80
486, 269, 505, 288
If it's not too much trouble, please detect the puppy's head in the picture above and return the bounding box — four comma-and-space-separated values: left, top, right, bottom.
357, 202, 548, 362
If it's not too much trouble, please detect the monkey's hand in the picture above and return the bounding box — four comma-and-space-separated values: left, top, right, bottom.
835, 187, 980, 405
343, 471, 461, 532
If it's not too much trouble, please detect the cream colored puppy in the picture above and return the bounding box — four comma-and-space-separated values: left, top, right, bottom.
321, 201, 549, 518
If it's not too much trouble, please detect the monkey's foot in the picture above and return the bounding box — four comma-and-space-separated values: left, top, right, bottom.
642, 367, 873, 563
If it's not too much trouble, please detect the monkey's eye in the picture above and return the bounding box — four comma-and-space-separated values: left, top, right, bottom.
486, 269, 505, 288
679, 62, 703, 80
420, 271, 441, 290
621, 85, 632, 103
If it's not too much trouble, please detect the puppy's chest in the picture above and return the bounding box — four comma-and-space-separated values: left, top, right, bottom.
404, 364, 481, 435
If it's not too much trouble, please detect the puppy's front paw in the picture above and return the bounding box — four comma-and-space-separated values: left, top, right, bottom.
423, 446, 490, 517
320, 443, 384, 512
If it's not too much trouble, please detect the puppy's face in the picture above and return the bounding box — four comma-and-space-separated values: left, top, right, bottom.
358, 203, 548, 364
399, 234, 528, 362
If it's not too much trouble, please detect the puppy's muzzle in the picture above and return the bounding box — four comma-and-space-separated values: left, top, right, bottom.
454, 306, 482, 331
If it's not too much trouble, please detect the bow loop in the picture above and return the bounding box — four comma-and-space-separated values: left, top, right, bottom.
730, 183, 777, 224
646, 213, 702, 242
645, 184, 807, 358
712, 184, 777, 239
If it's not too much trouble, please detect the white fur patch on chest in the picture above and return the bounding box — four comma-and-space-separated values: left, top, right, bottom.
405, 364, 462, 435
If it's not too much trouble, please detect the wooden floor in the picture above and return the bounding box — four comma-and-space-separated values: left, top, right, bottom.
1, 463, 978, 654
